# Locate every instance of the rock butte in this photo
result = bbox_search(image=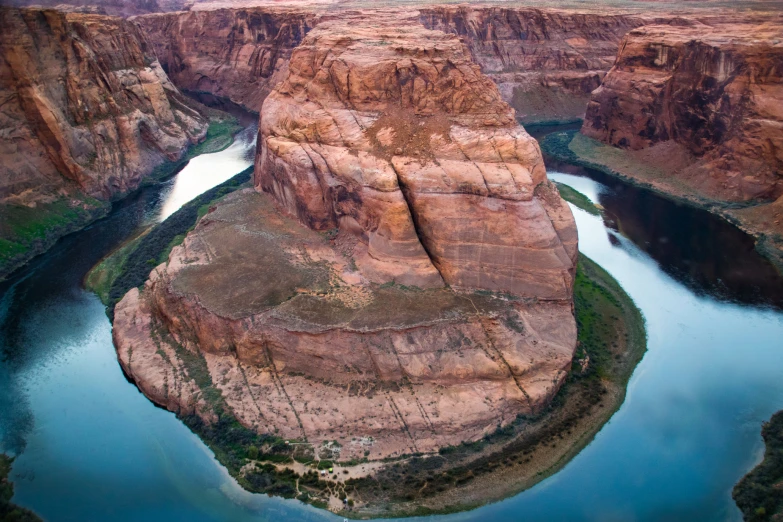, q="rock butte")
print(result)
[114,11,579,459]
